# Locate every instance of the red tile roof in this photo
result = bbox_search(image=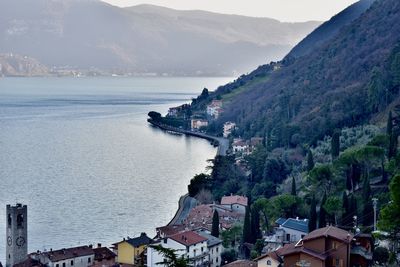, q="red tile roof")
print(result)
[303,226,353,243]
[93,247,116,261]
[221,195,248,206]
[41,246,94,262]
[169,230,207,247]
